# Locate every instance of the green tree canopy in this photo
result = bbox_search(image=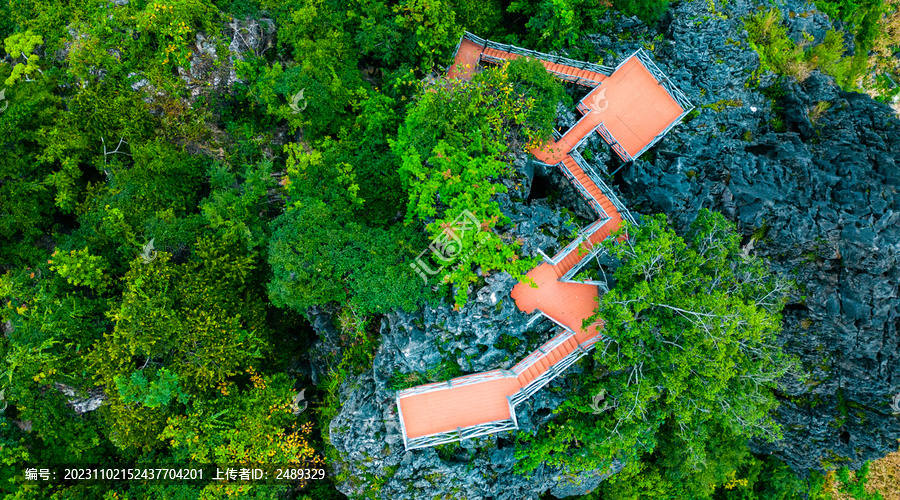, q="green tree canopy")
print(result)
[516,209,796,476]
[391,57,568,306]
